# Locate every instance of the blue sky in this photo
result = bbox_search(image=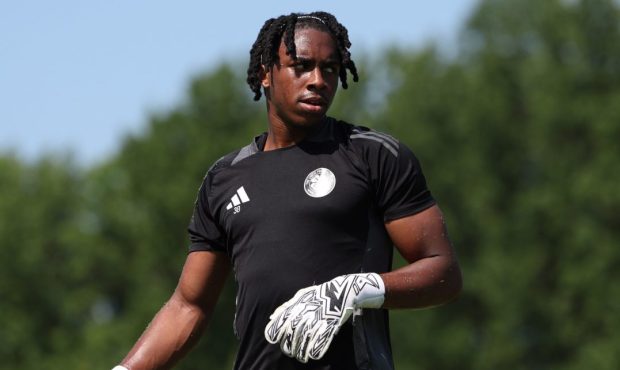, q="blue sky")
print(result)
[1,1,478,165]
